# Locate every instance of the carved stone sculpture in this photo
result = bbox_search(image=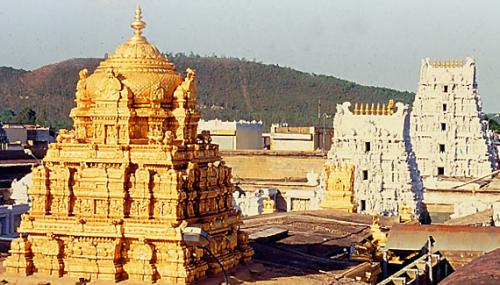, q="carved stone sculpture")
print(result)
[320,162,356,212]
